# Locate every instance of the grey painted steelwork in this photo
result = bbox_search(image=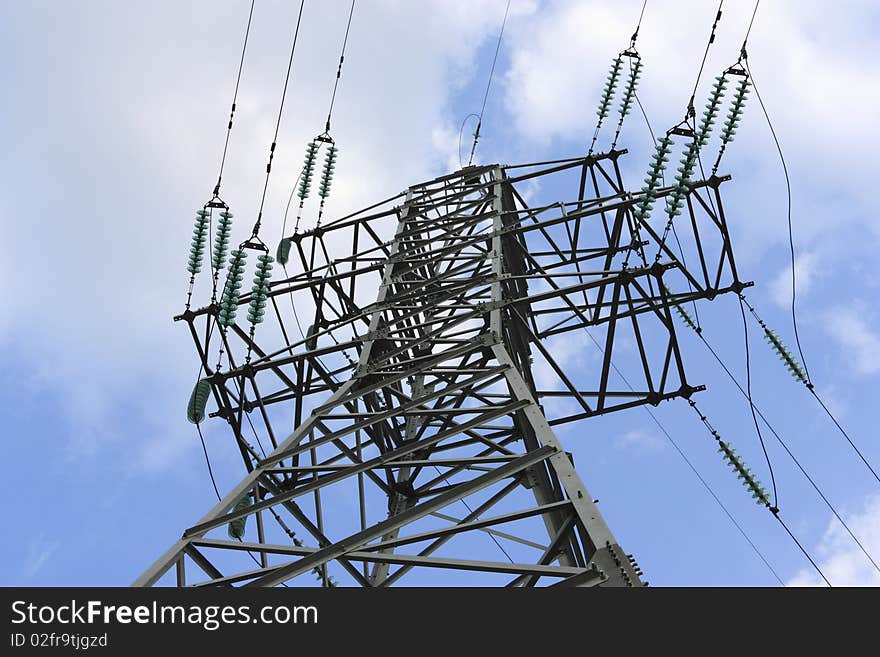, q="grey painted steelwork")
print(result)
[138,150,747,587]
